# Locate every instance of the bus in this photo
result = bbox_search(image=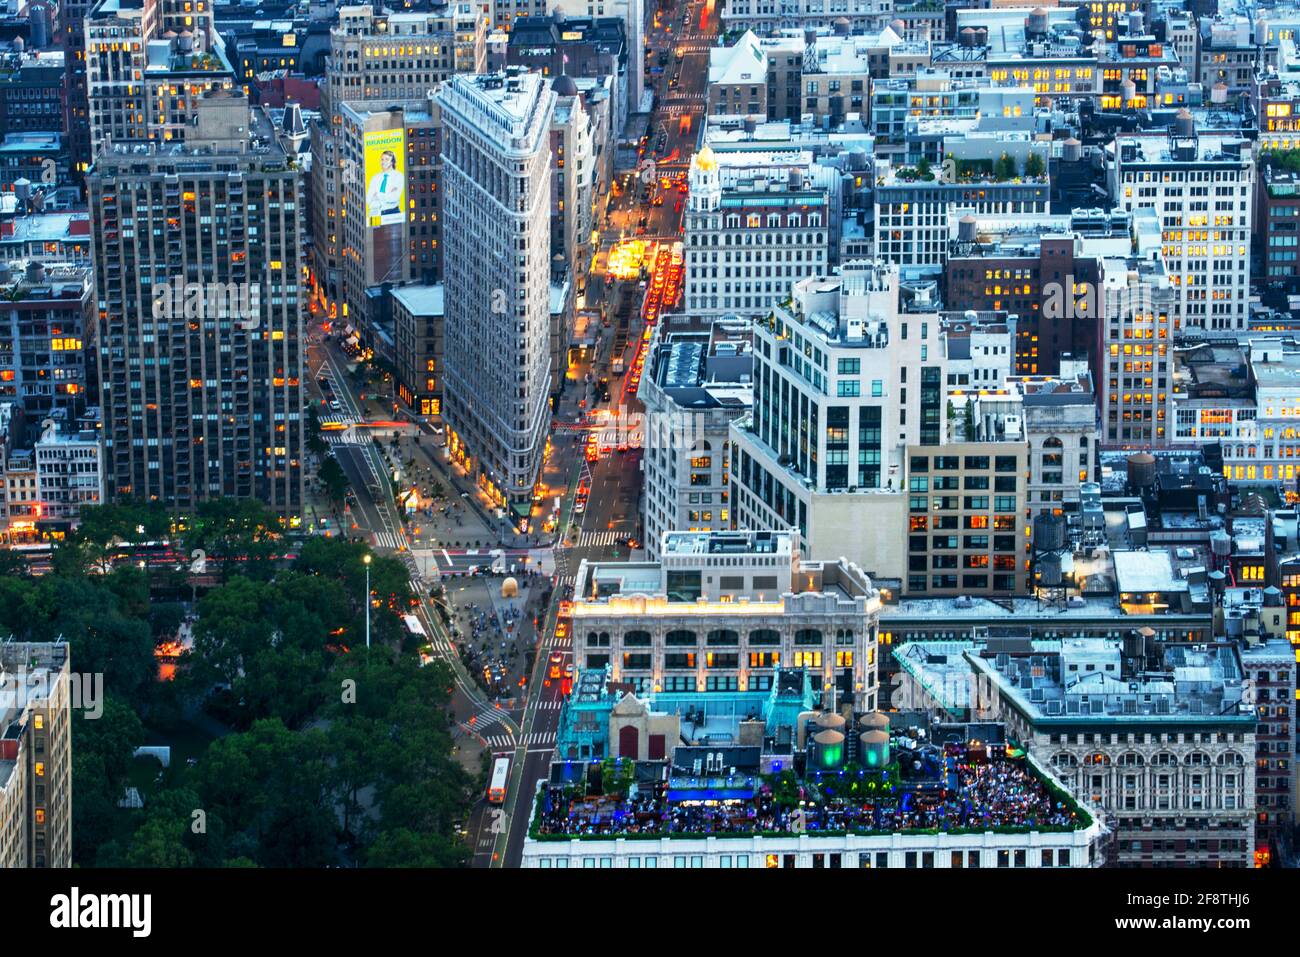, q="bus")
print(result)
[402,614,427,639]
[488,756,510,804]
